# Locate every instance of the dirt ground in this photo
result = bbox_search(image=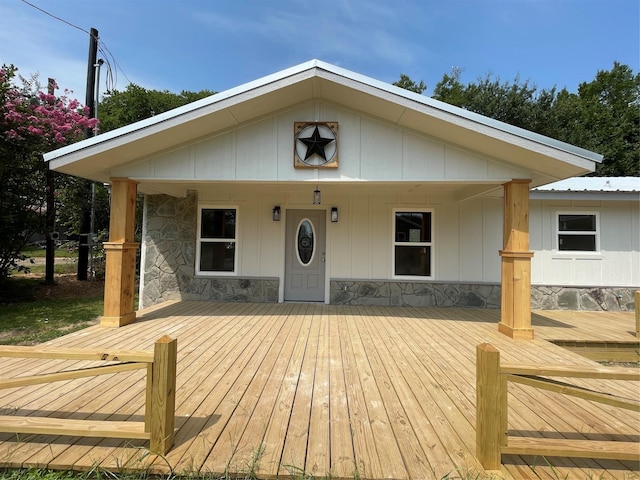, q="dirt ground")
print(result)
[32,273,105,300]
